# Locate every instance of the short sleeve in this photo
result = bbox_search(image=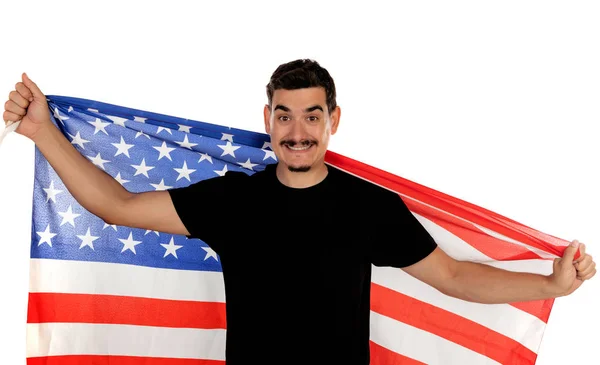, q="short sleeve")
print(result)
[367,190,437,268]
[167,171,247,254]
